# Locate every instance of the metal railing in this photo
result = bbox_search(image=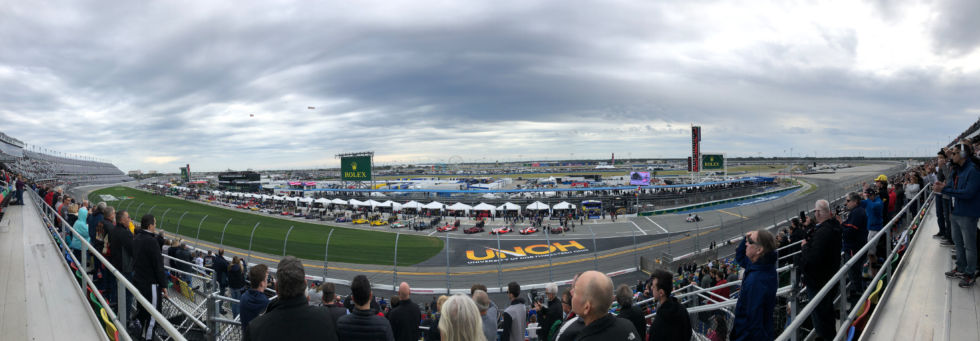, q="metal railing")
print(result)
[26,188,187,341]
